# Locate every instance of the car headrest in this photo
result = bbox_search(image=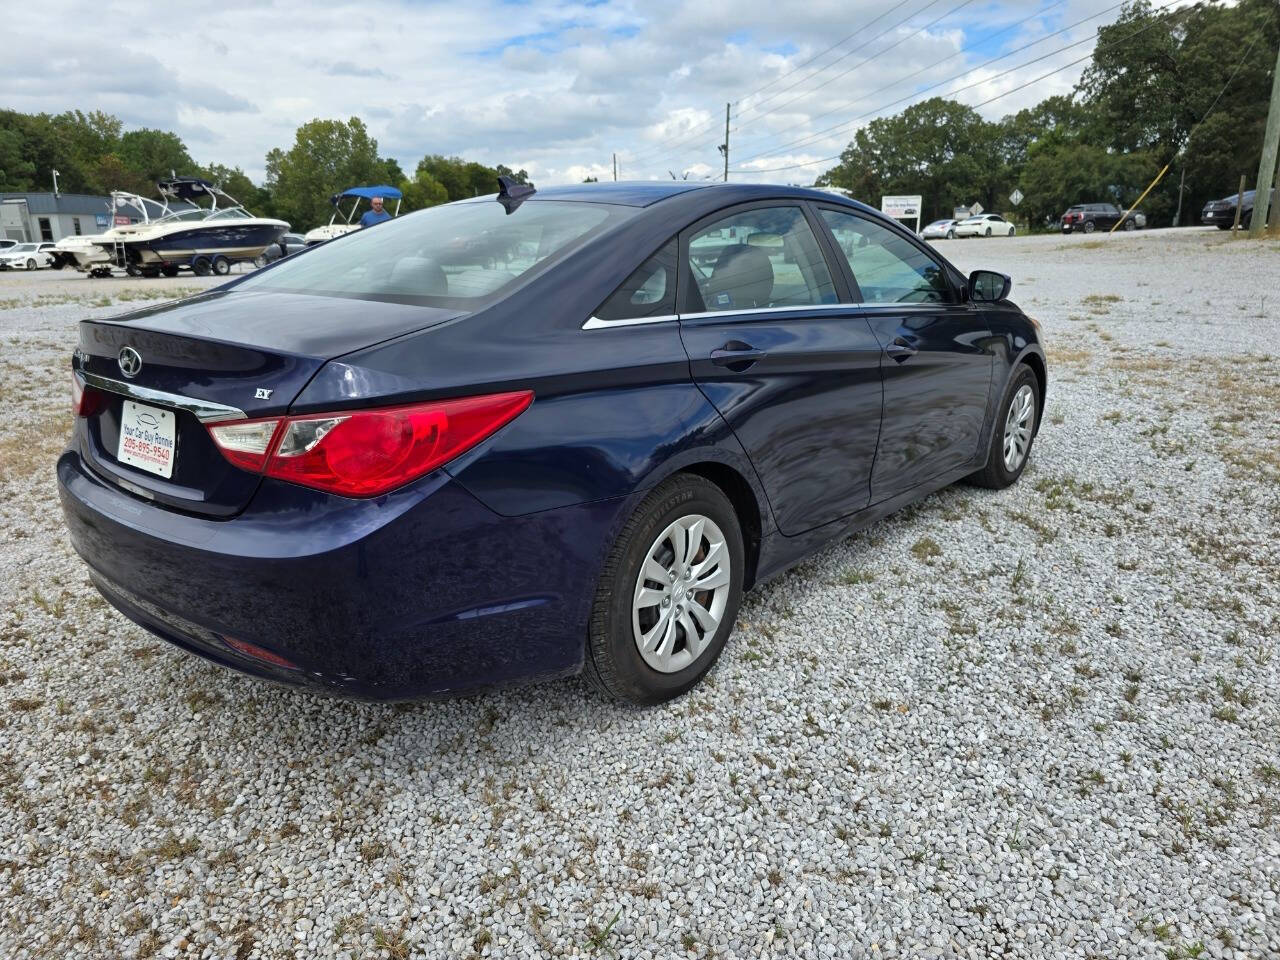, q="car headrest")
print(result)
[386,257,447,296]
[708,244,774,310]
